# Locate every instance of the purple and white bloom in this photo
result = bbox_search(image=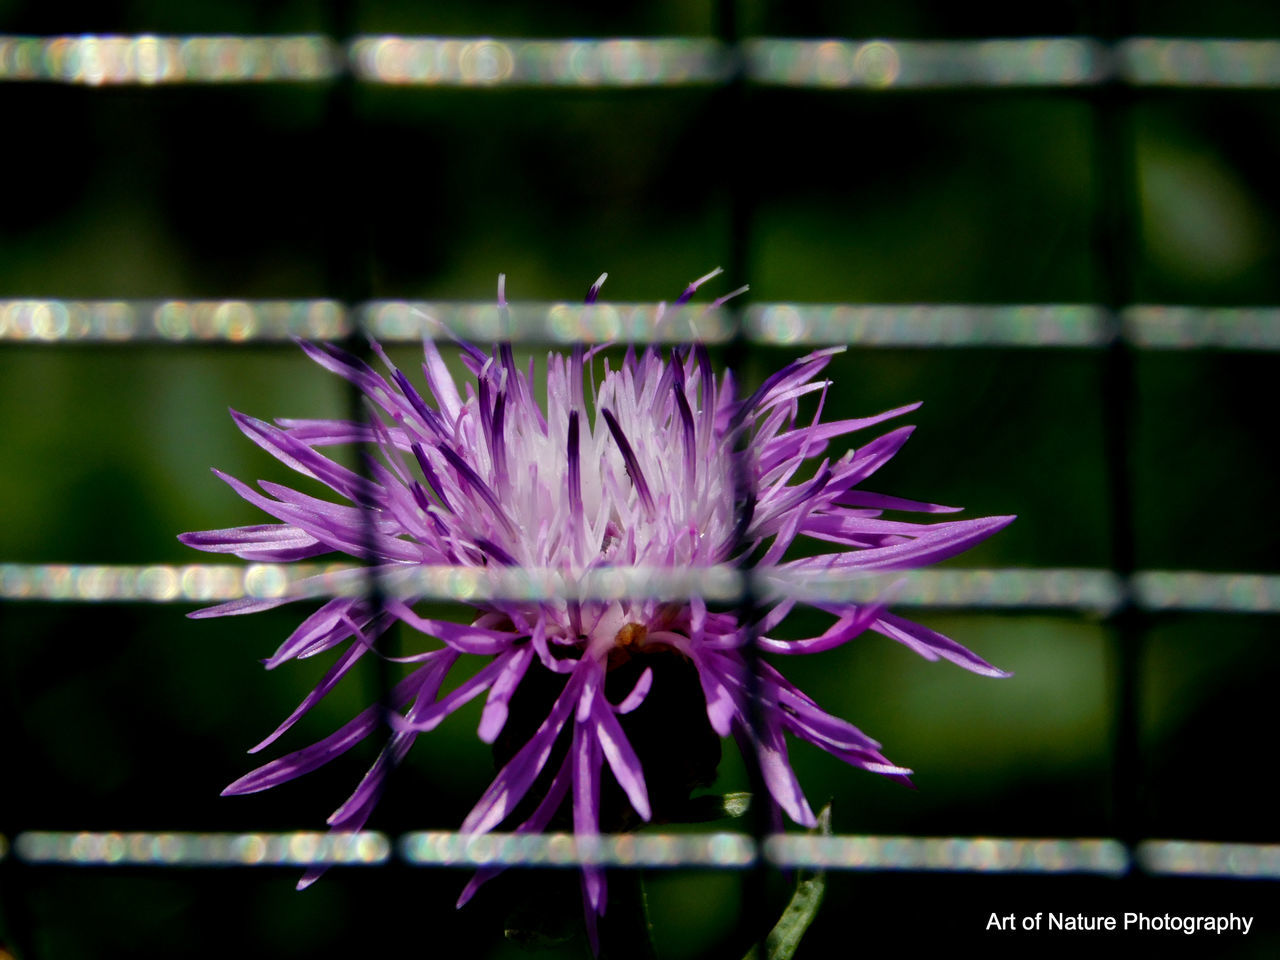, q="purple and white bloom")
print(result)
[181,272,1012,944]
